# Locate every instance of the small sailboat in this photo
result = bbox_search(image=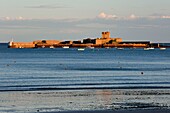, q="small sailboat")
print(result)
[8,38,14,48]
